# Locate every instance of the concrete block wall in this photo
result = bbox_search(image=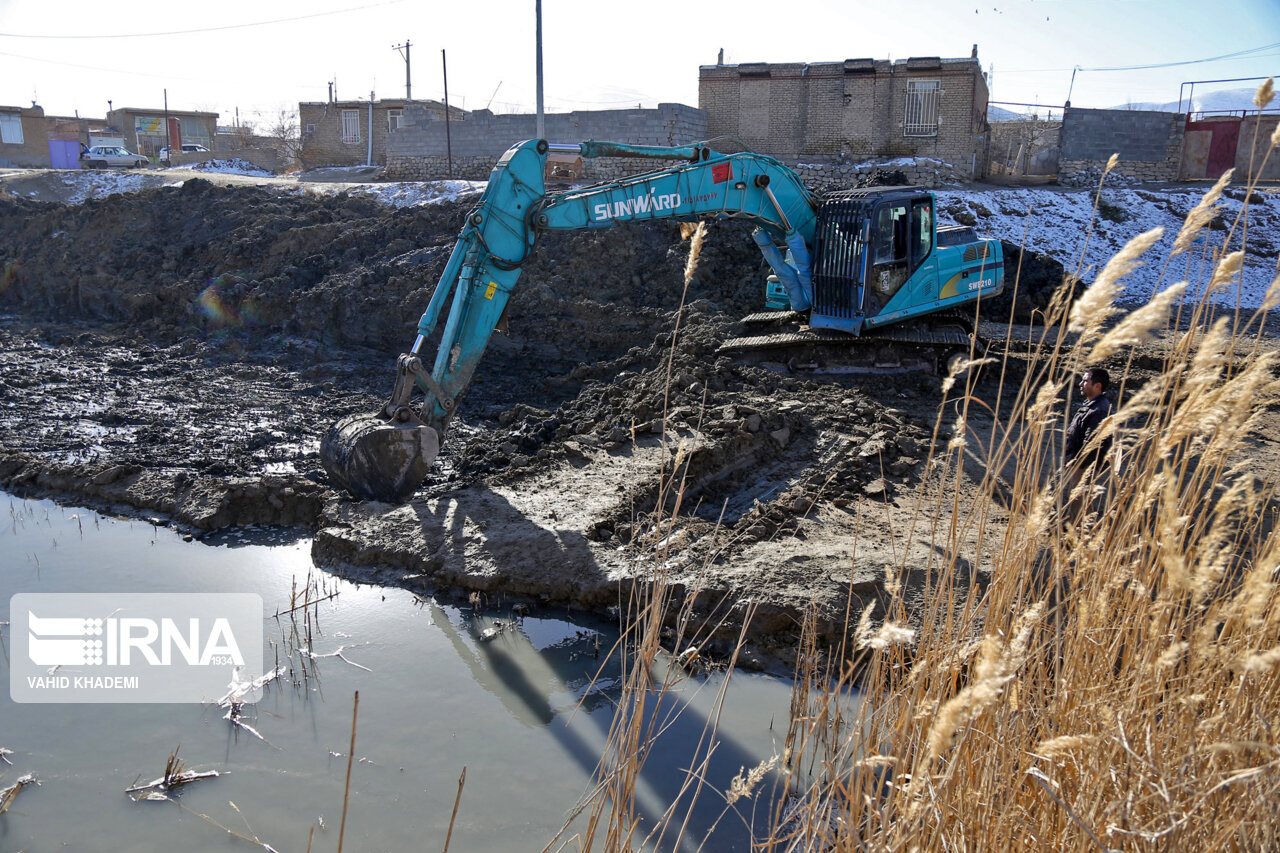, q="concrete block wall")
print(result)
[385,103,707,181]
[1236,115,1280,182]
[1059,107,1184,185]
